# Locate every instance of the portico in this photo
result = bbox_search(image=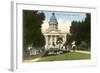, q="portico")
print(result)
[45,33,66,49]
